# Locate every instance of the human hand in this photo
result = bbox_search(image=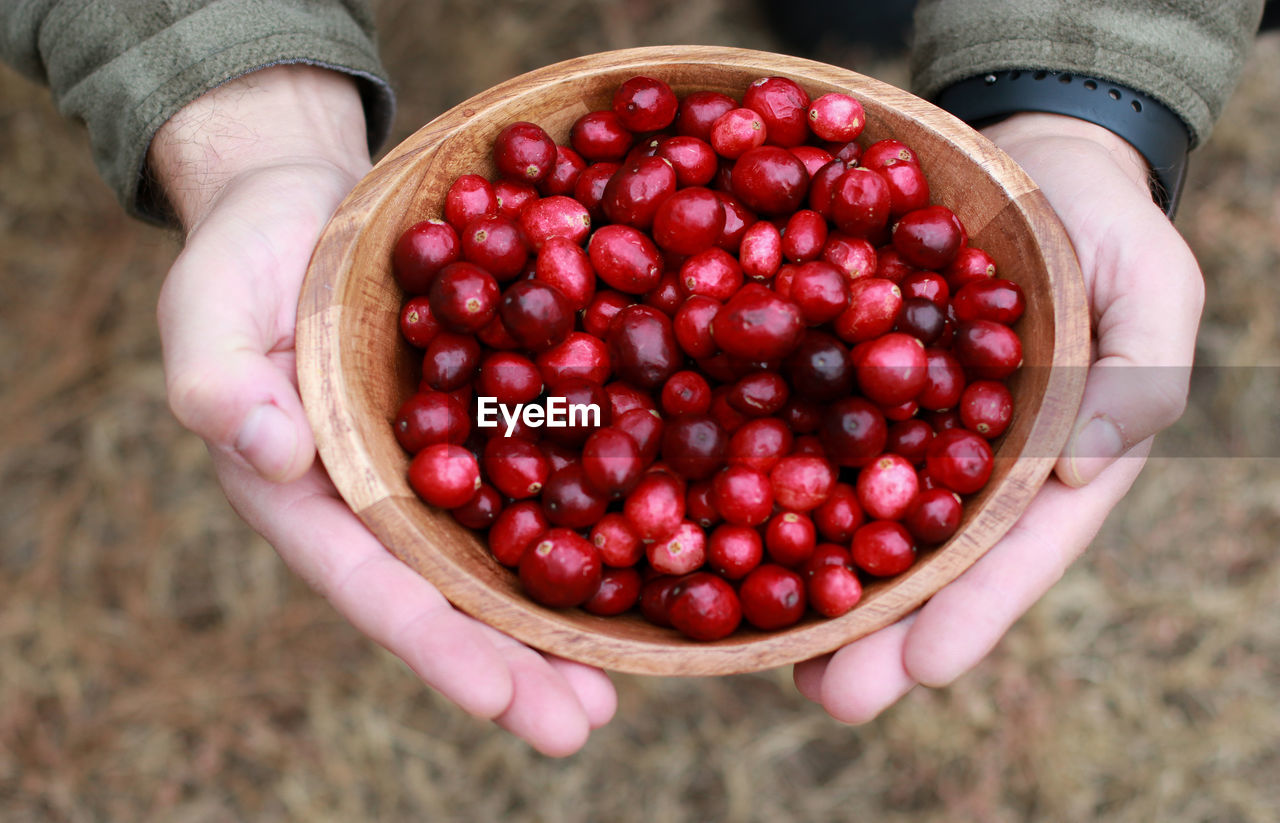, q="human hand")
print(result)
[151,65,615,755]
[795,113,1204,720]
